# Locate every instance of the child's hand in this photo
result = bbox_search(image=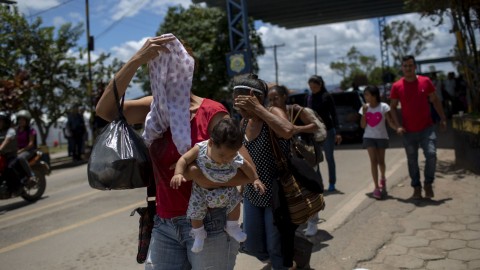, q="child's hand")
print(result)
[253,179,266,194]
[170,174,186,189]
[362,104,368,114]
